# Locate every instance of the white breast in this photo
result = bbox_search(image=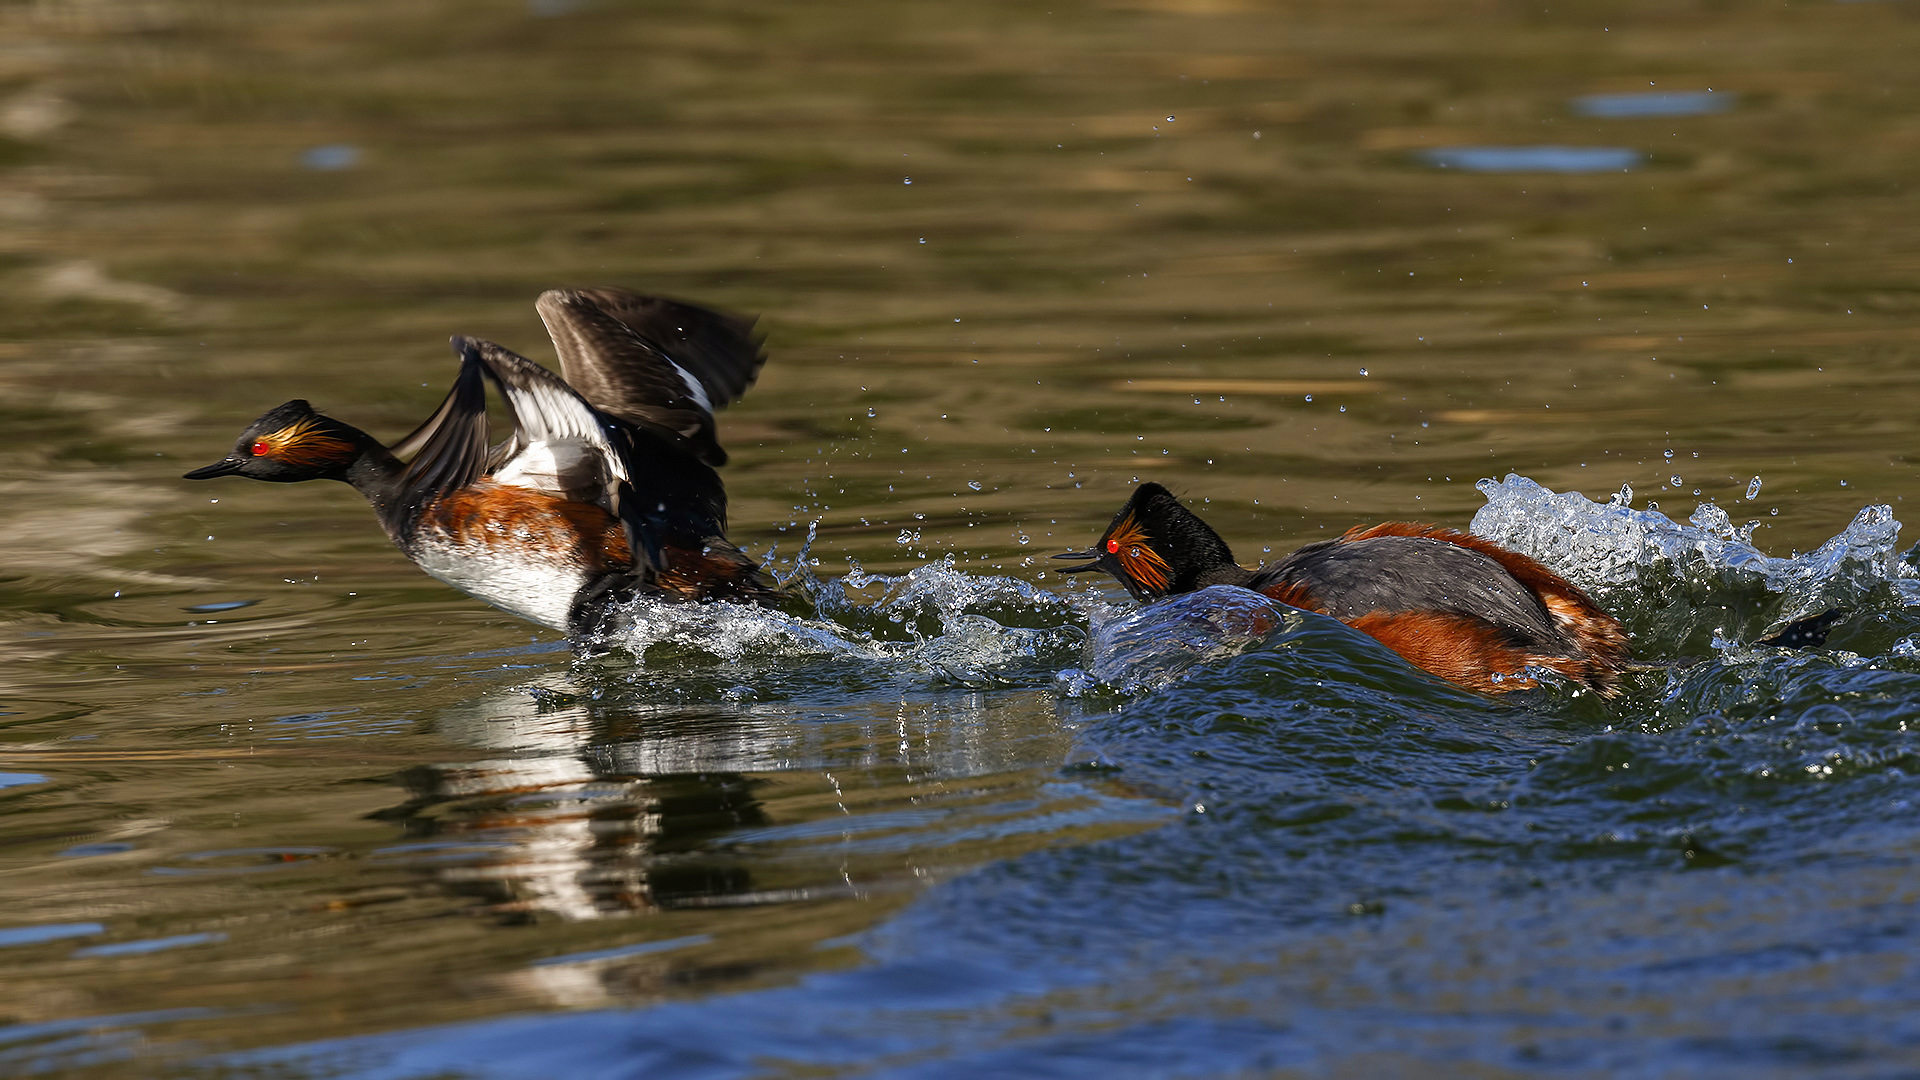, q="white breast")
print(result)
[410,539,590,632]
